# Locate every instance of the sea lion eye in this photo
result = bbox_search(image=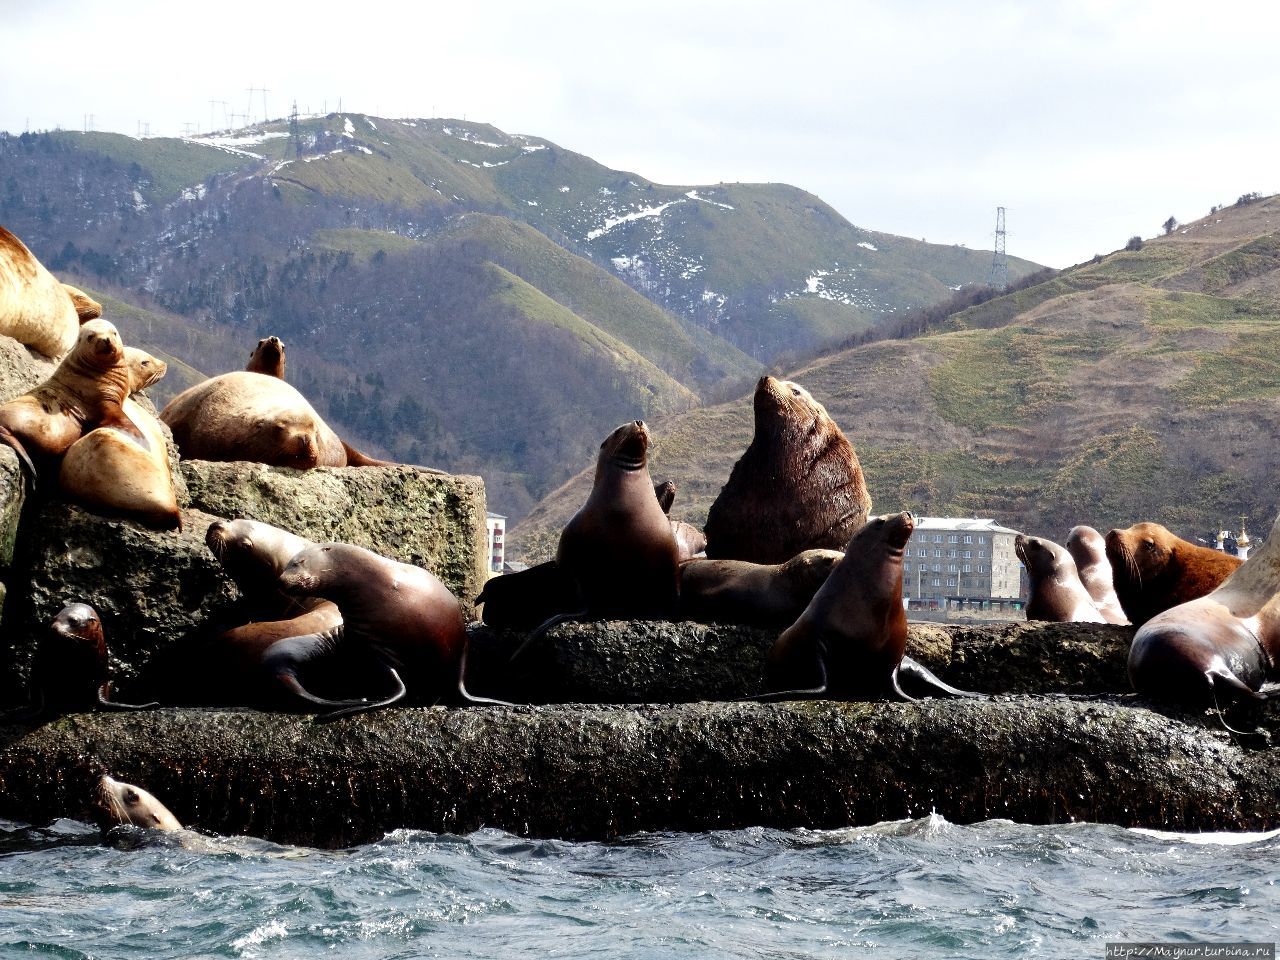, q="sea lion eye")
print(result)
[125,789,139,804]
